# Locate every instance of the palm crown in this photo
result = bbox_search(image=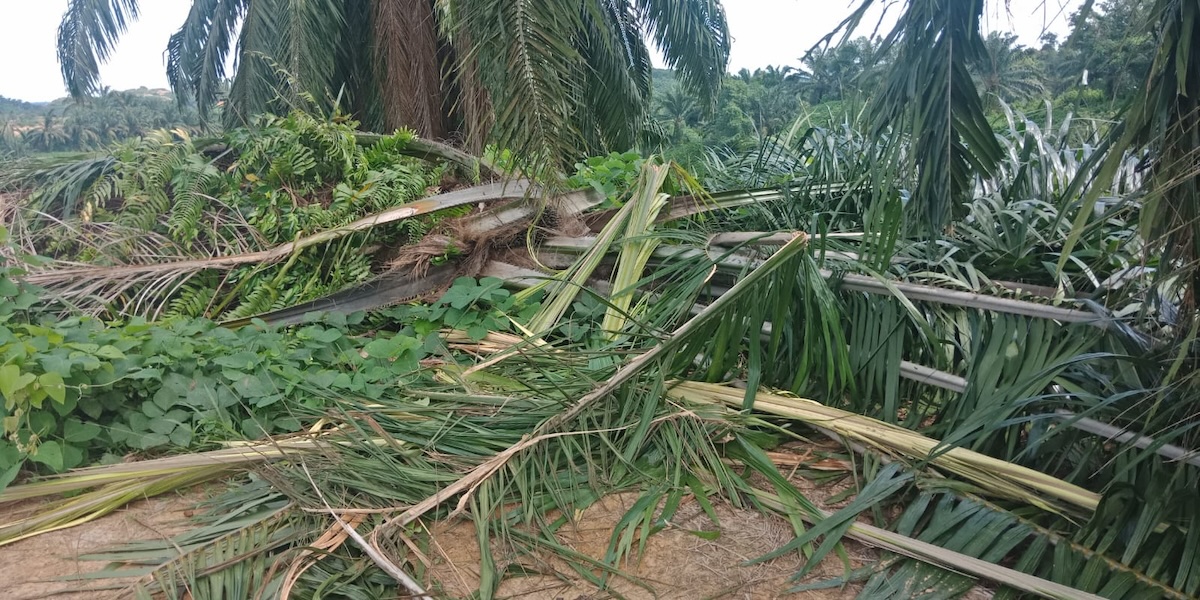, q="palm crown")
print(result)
[57,0,730,167]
